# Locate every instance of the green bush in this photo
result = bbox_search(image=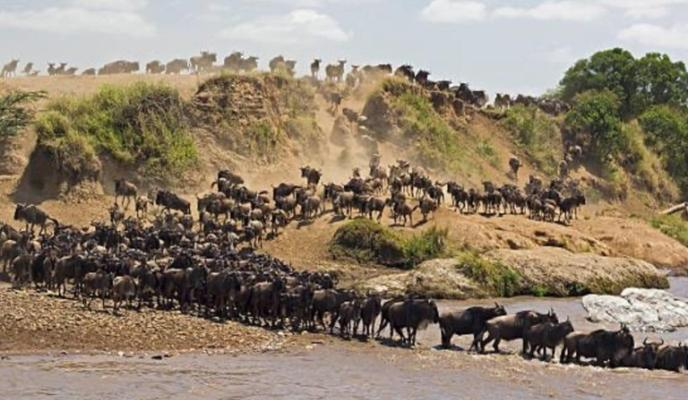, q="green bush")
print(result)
[246,120,279,156]
[456,252,522,297]
[651,214,688,247]
[502,105,560,175]
[390,91,464,171]
[329,219,448,269]
[639,106,688,194]
[35,83,196,180]
[0,90,45,138]
[403,227,448,267]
